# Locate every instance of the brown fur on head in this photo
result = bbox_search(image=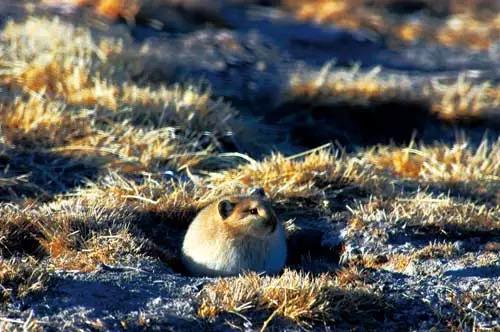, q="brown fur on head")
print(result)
[217,191,278,239]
